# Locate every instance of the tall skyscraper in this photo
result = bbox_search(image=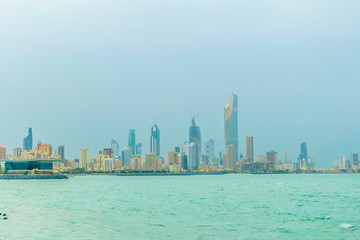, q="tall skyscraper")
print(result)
[79,148,90,170]
[351,153,358,168]
[128,129,136,156]
[205,139,215,163]
[150,124,160,156]
[224,144,235,170]
[111,139,119,157]
[55,145,65,162]
[184,142,199,170]
[23,127,33,151]
[225,93,238,162]
[284,150,291,164]
[189,117,201,163]
[339,154,346,169]
[266,151,278,170]
[246,135,254,163]
[299,142,308,169]
[136,143,142,155]
[0,147,6,160]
